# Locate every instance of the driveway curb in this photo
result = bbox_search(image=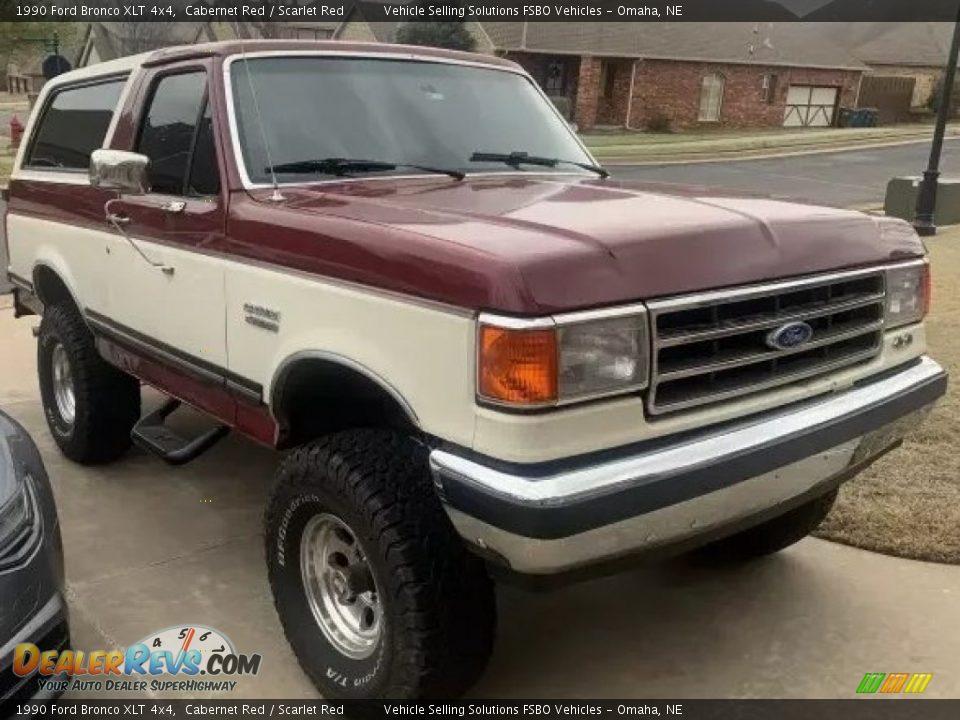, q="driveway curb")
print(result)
[598,135,959,167]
